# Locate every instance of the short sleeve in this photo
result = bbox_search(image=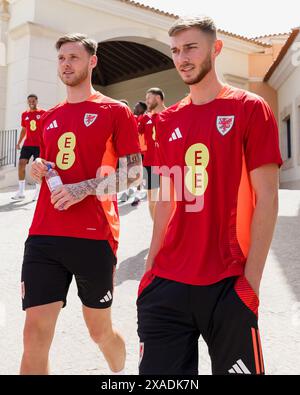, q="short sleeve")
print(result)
[244,98,283,172]
[112,105,141,157]
[137,115,146,135]
[38,112,47,157]
[153,118,171,177]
